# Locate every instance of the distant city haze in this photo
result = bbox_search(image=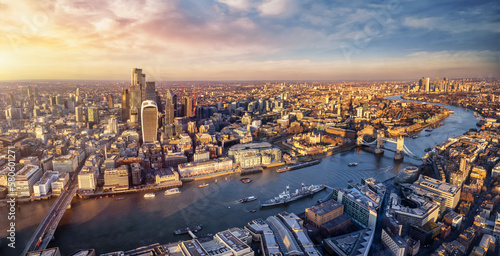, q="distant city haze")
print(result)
[0,0,499,80]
